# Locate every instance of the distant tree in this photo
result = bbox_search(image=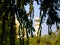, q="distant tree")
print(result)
[40,0,60,35]
[1,0,60,45]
